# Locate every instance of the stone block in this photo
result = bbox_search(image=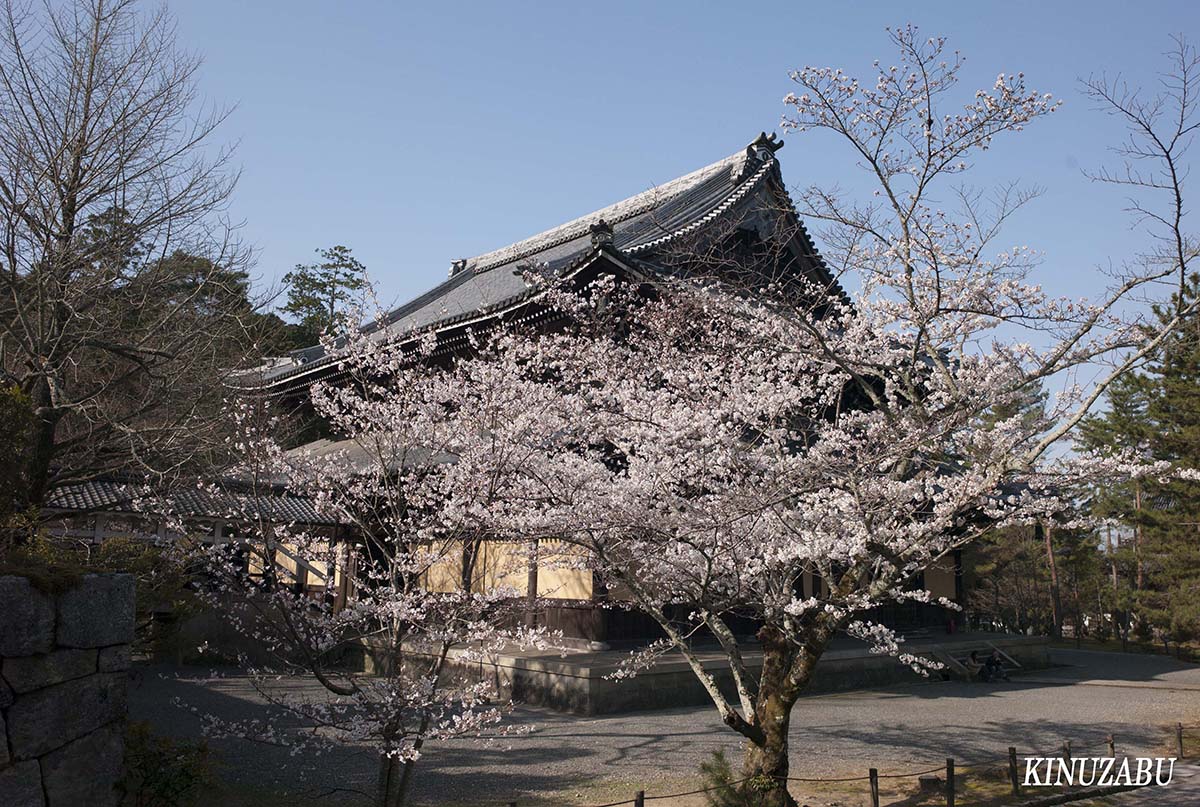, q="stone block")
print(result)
[40,721,123,807]
[56,574,135,648]
[97,644,131,673]
[0,760,45,806]
[2,648,98,693]
[0,575,56,656]
[6,672,126,759]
